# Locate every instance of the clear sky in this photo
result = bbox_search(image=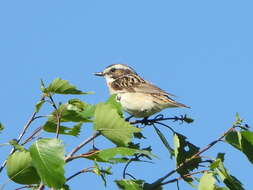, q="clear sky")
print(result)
[0,1,253,189]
